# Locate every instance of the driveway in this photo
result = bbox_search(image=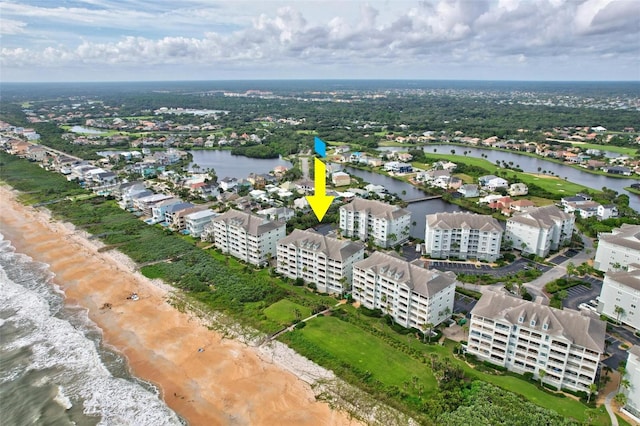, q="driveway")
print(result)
[425,258,543,277]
